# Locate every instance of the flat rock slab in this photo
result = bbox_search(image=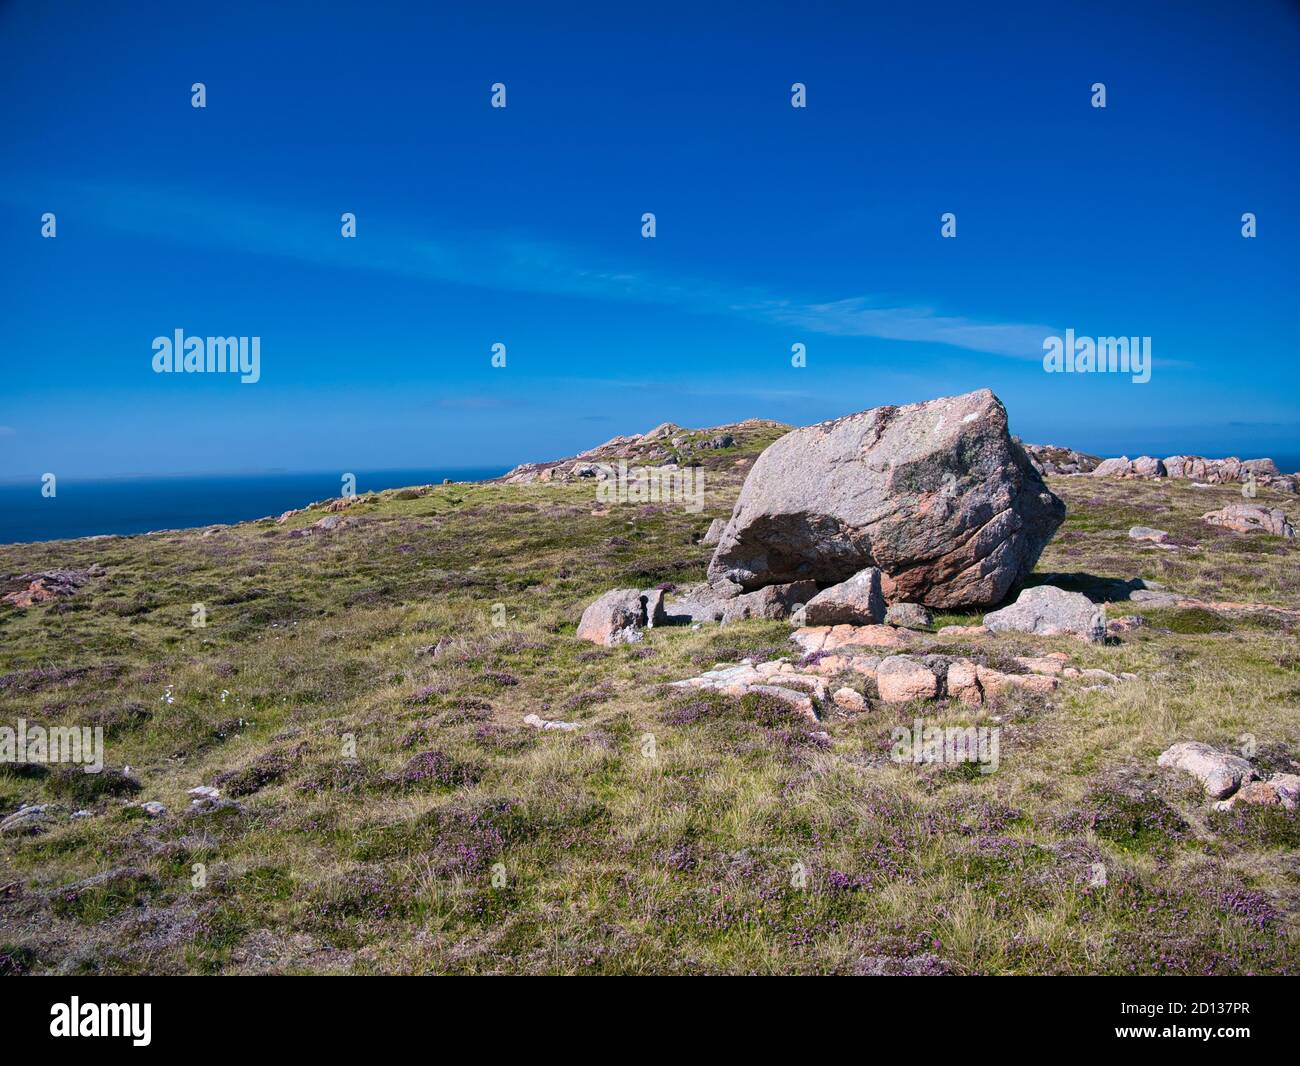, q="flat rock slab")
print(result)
[524,713,582,732]
[791,624,916,654]
[1157,740,1258,800]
